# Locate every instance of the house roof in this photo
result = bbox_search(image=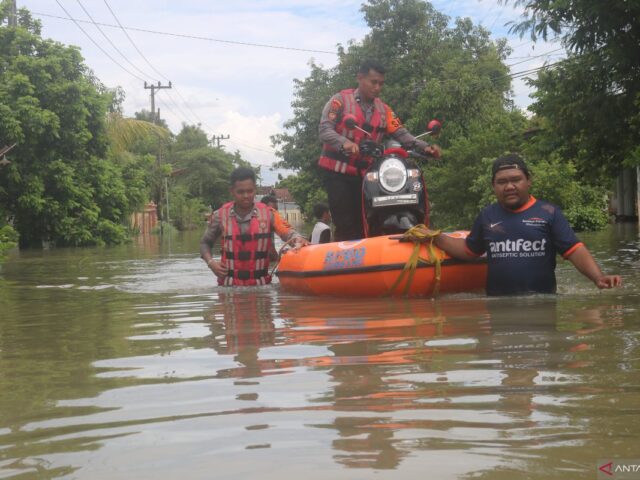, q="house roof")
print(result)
[257,186,294,202]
